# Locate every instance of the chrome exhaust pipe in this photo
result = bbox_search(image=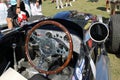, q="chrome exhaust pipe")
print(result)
[89,22,109,43]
